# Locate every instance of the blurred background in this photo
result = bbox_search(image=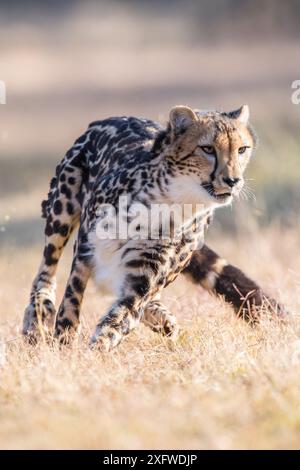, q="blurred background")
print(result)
[1,2,300,450]
[0,0,299,246]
